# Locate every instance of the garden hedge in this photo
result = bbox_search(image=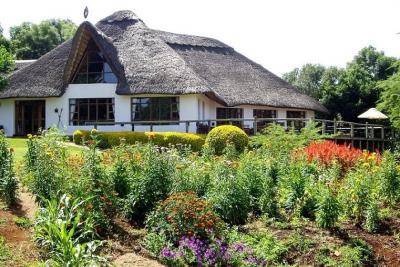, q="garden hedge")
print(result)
[205,125,249,155]
[73,130,205,151]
